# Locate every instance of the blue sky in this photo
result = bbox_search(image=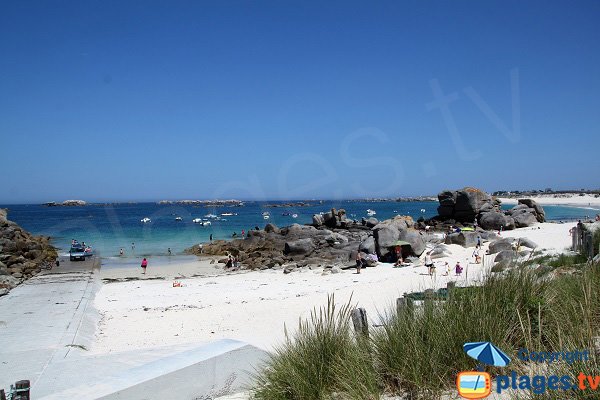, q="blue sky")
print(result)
[1,0,599,203]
